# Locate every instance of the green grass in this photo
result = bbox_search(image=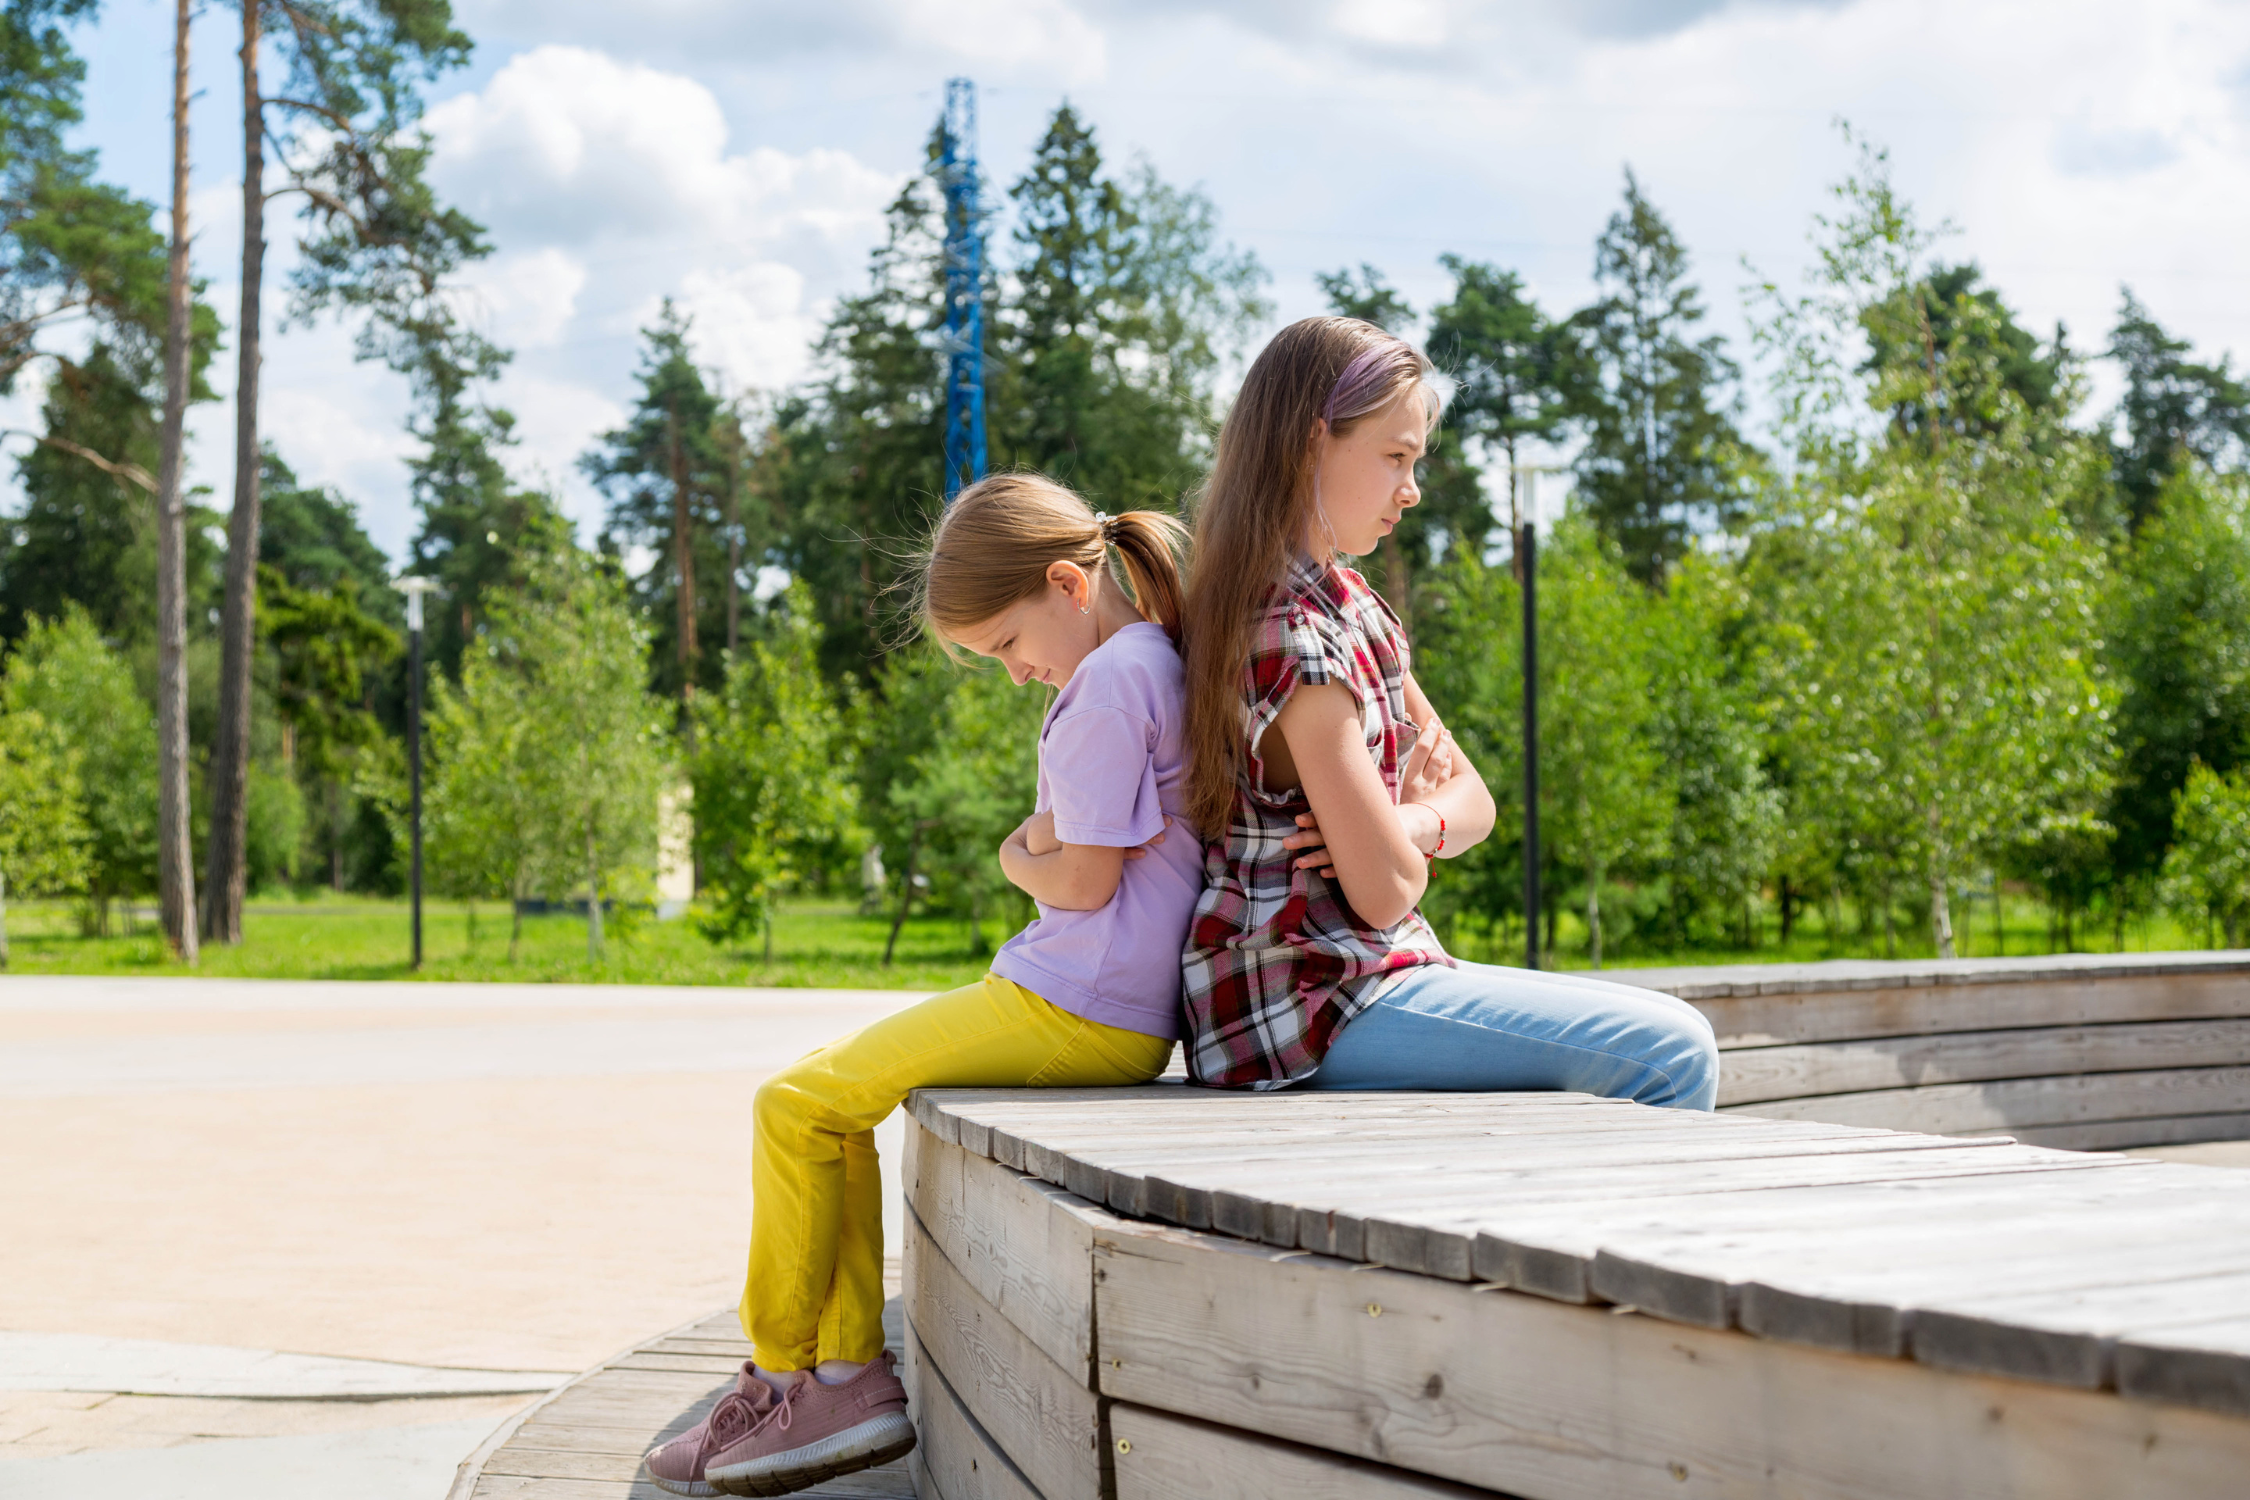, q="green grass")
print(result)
[1439,888,2210,970]
[0,890,1001,989]
[1,884,2225,987]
